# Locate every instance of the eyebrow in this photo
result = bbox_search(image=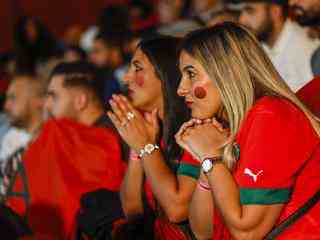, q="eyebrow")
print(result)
[132,60,142,67]
[182,65,196,72]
